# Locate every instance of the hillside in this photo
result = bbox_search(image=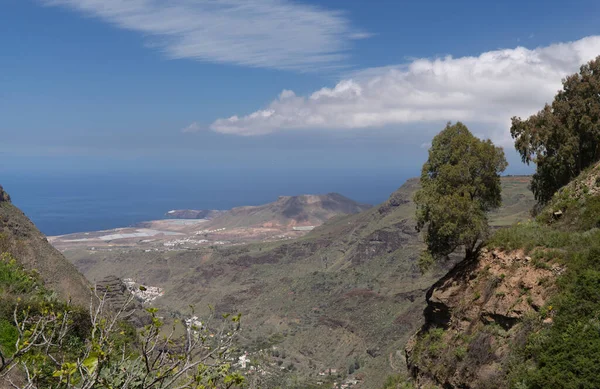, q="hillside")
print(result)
[60,177,533,388]
[406,164,600,388]
[0,185,91,306]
